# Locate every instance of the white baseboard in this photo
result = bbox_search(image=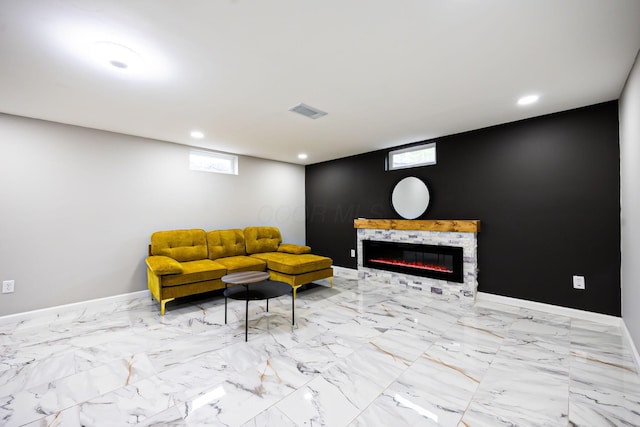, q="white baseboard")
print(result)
[0,267,357,327]
[476,292,621,326]
[622,321,640,373]
[333,266,359,279]
[0,289,151,327]
[337,269,620,325]
[477,293,639,372]
[4,280,637,371]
